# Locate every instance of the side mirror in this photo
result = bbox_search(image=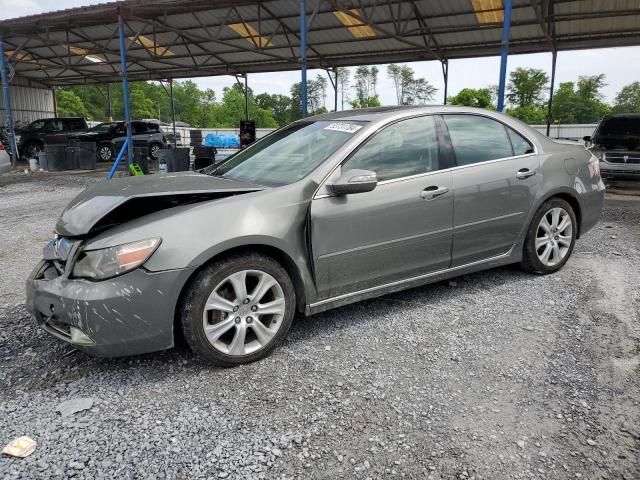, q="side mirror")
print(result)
[583,135,592,143]
[329,169,378,195]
